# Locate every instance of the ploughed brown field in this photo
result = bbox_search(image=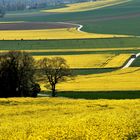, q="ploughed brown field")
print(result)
[0,22,76,30]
